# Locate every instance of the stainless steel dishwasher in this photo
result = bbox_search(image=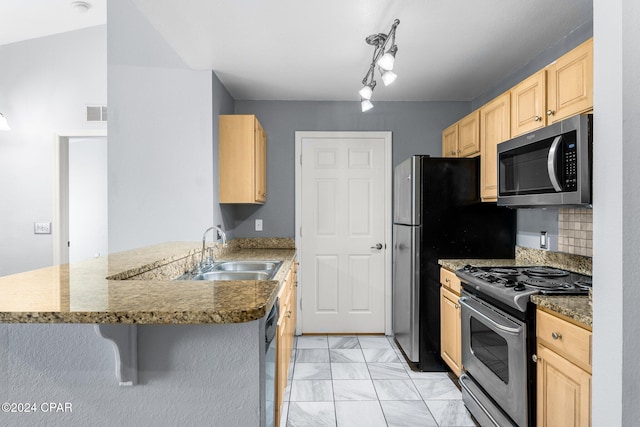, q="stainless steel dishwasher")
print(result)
[264,299,278,427]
